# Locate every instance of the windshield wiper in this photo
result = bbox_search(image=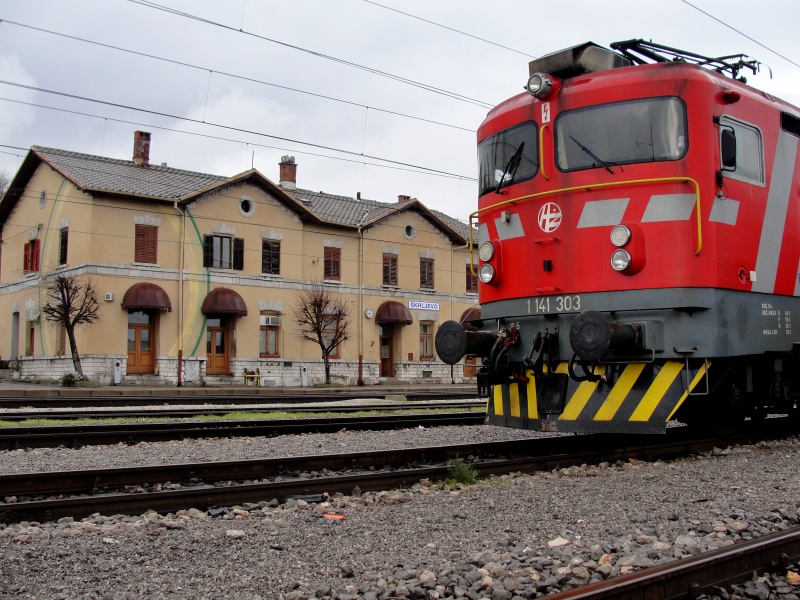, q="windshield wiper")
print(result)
[569,135,614,174]
[495,142,525,193]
